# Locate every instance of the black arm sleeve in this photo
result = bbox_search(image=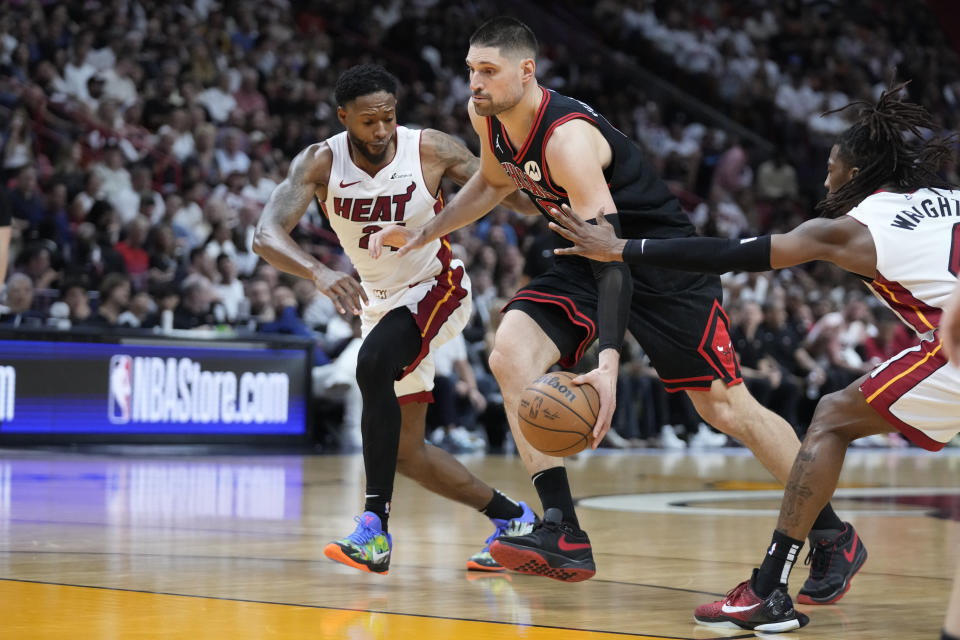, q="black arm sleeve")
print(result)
[589,214,632,353]
[621,235,772,274]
